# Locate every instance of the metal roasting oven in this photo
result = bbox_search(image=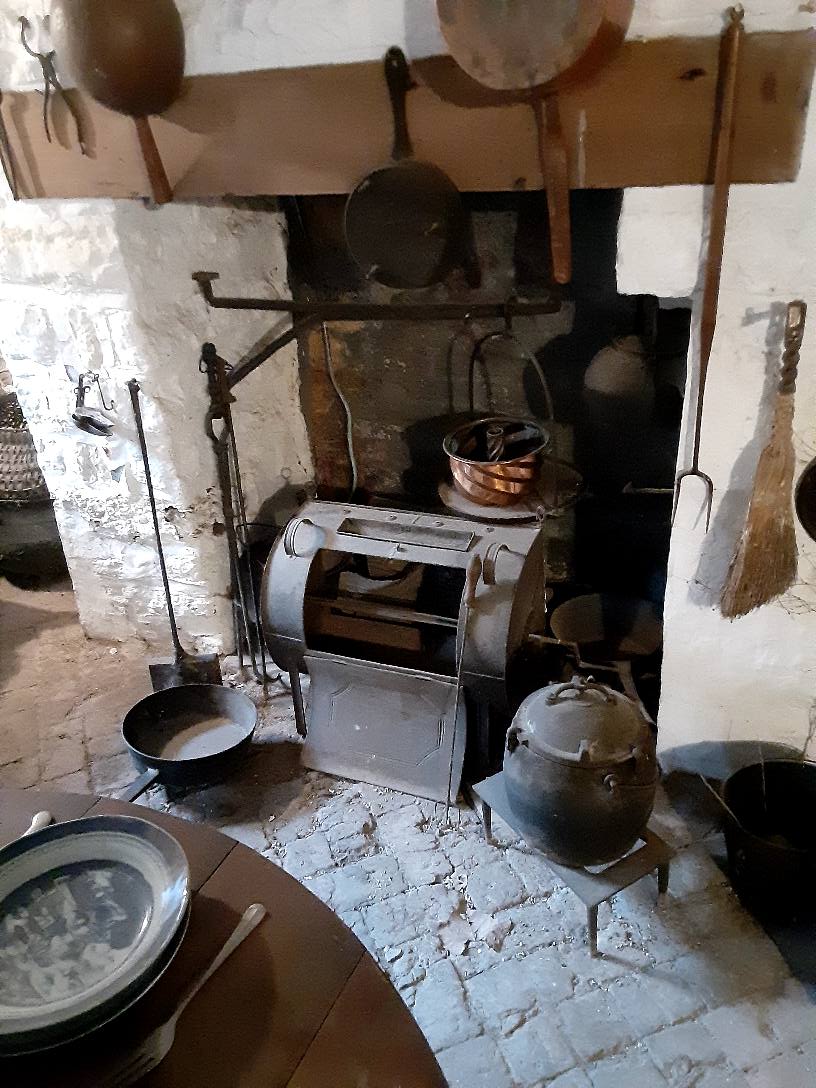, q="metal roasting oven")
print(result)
[261,500,547,802]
